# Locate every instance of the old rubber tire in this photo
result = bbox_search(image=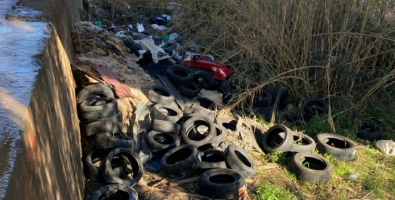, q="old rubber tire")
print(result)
[95,133,135,150]
[192,96,218,117]
[147,130,180,156]
[289,132,316,153]
[316,133,356,161]
[181,116,216,147]
[302,97,329,116]
[219,80,237,103]
[224,144,257,178]
[81,121,122,137]
[148,85,175,104]
[89,184,138,200]
[77,83,114,104]
[150,119,181,135]
[199,168,245,199]
[177,82,202,98]
[357,123,383,141]
[271,86,288,110]
[254,89,272,108]
[84,149,112,181]
[160,144,200,179]
[166,65,194,86]
[78,97,119,121]
[194,70,215,90]
[291,152,333,184]
[210,123,226,147]
[152,103,183,123]
[262,124,293,153]
[198,150,227,170]
[103,148,143,186]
